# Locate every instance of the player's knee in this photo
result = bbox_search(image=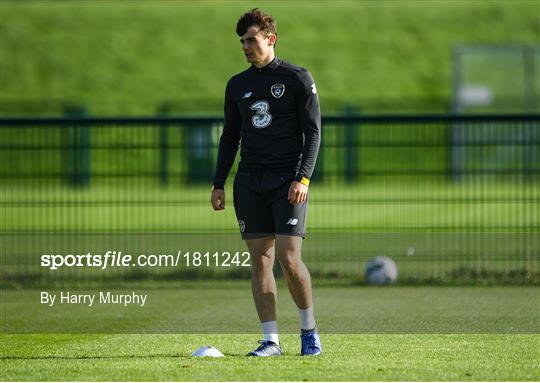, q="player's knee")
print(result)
[277,253,302,275]
[251,252,274,271]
